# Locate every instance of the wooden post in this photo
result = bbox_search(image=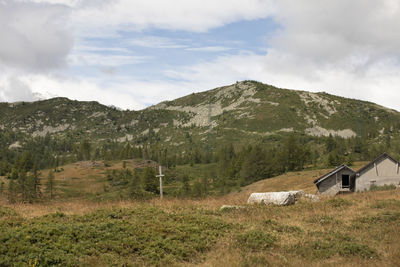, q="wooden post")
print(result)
[156,166,164,199]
